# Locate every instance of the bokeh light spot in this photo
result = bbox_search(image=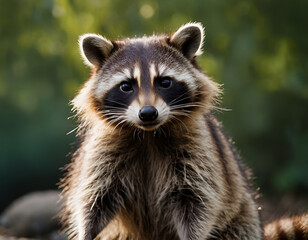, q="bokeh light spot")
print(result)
[140,4,154,19]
